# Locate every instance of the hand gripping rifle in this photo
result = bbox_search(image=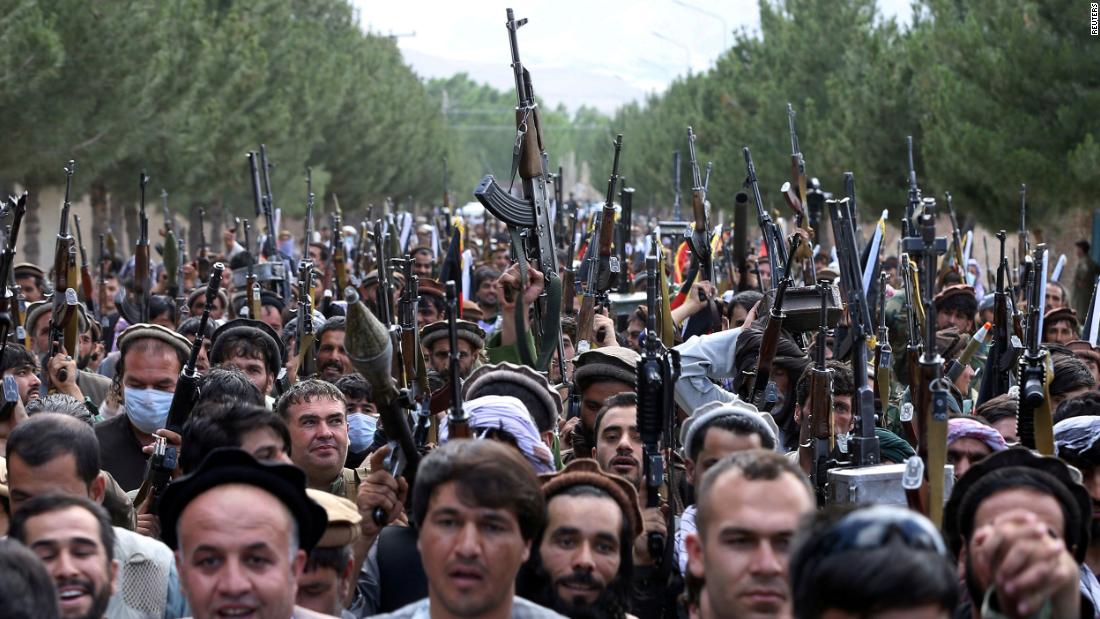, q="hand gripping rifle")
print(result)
[576,134,623,351]
[902,198,949,526]
[473,8,563,372]
[798,280,835,505]
[744,147,788,286]
[1019,245,1054,454]
[748,234,801,411]
[637,253,680,565]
